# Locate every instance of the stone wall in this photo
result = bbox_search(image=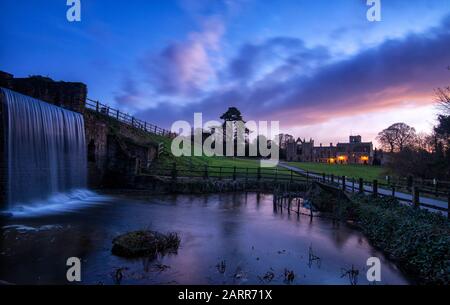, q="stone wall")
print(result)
[0,71,160,192]
[0,71,87,113]
[83,110,159,188]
